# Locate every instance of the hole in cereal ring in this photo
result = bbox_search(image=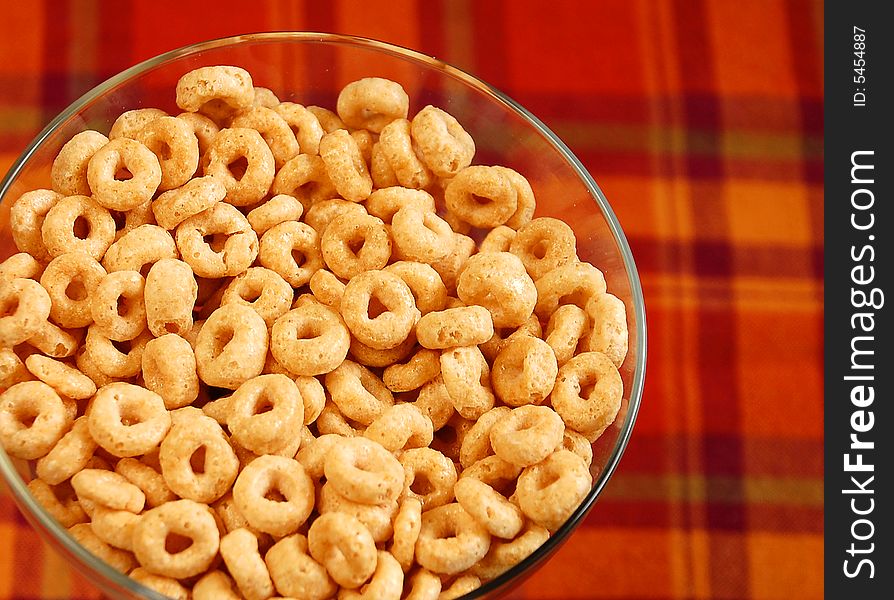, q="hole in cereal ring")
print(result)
[12,404,39,429]
[111,338,134,354]
[109,210,127,231]
[139,263,153,279]
[264,487,287,503]
[65,278,88,301]
[239,285,263,304]
[578,378,597,400]
[190,446,207,474]
[296,181,319,199]
[165,532,195,554]
[116,296,130,317]
[410,473,434,496]
[164,322,180,334]
[158,142,173,161]
[115,167,134,181]
[253,395,275,415]
[532,239,549,260]
[291,249,306,267]
[367,296,388,320]
[228,156,249,181]
[1,296,20,318]
[347,236,366,256]
[294,321,323,341]
[203,233,229,253]
[210,328,236,359]
[73,216,91,240]
[119,404,145,427]
[471,194,491,206]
